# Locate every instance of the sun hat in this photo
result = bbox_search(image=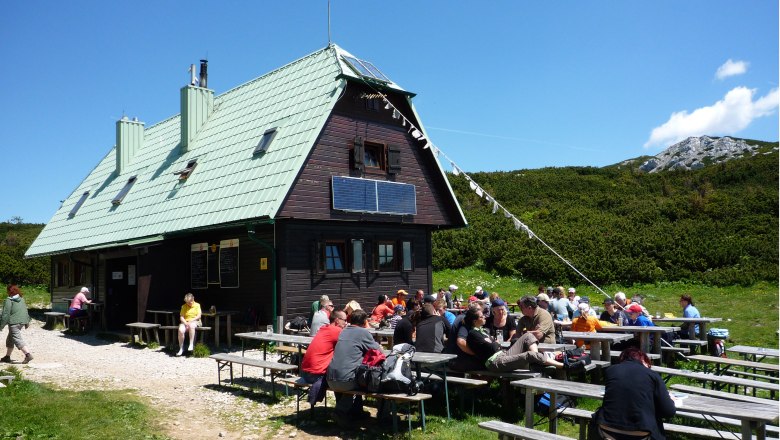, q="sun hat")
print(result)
[397,289,408,296]
[627,304,643,314]
[568,287,576,293]
[536,293,550,302]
